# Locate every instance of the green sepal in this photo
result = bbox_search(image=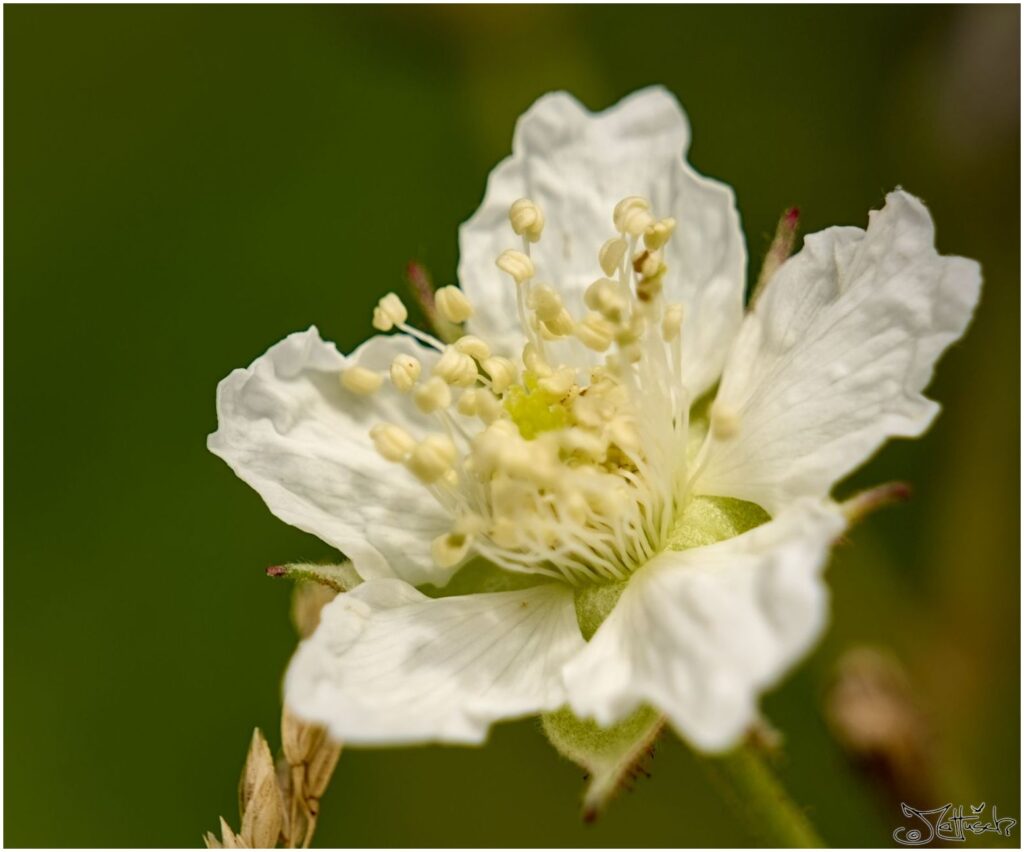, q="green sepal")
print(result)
[541,705,665,821]
[420,556,547,598]
[266,562,361,639]
[668,495,770,551]
[265,561,362,592]
[573,581,627,641]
